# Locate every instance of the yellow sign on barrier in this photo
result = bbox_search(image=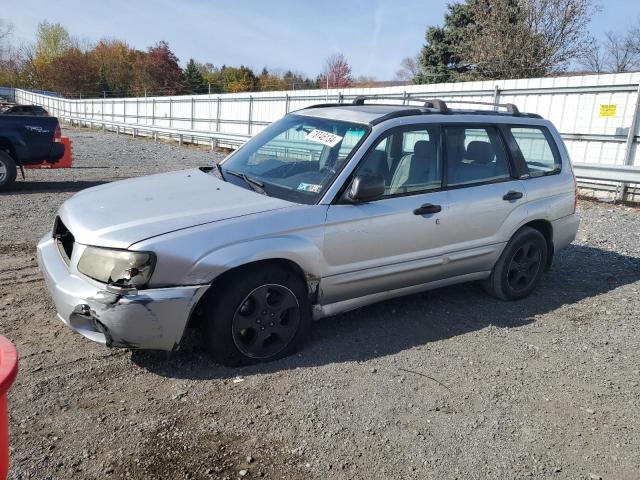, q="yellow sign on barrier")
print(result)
[599,104,617,117]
